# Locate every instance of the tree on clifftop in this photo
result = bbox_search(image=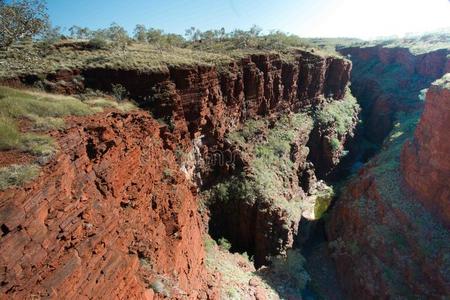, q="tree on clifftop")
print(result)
[0,0,49,49]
